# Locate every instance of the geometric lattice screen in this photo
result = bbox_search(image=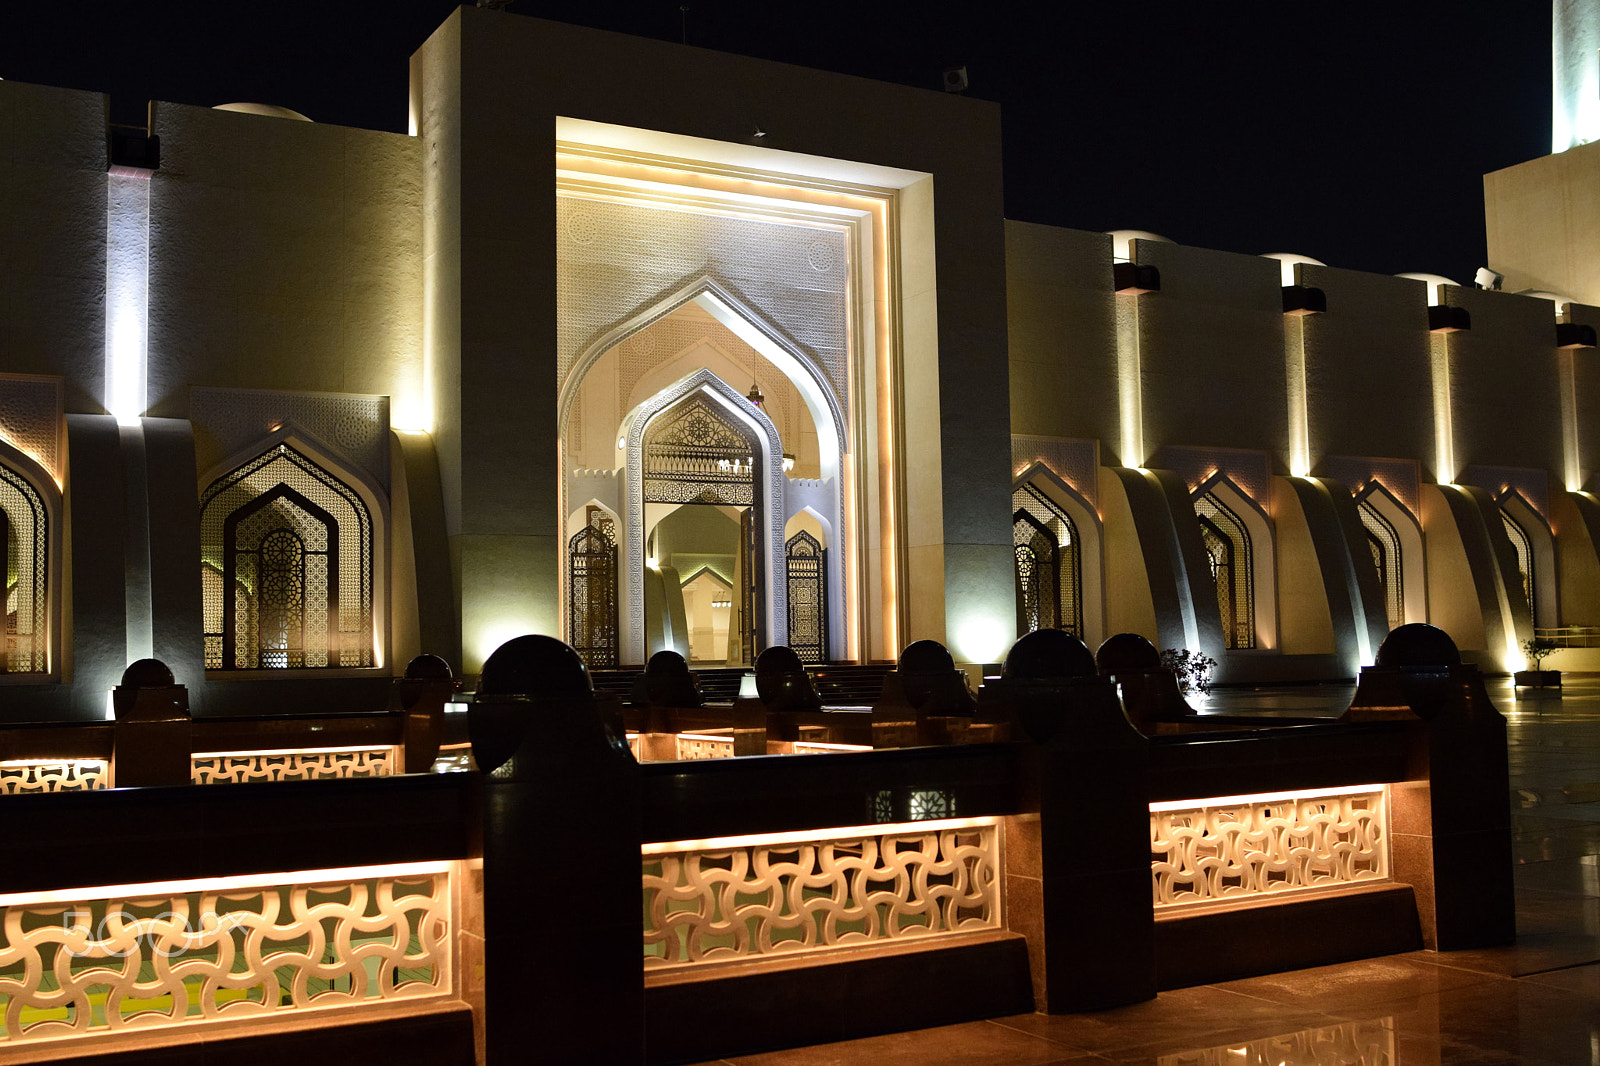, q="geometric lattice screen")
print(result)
[200,445,373,669]
[0,463,47,674]
[1011,483,1081,637]
[1500,510,1535,620]
[1194,492,1255,650]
